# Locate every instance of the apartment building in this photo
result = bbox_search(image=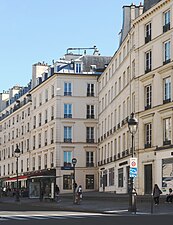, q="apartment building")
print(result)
[98,0,173,195]
[0,48,111,197]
